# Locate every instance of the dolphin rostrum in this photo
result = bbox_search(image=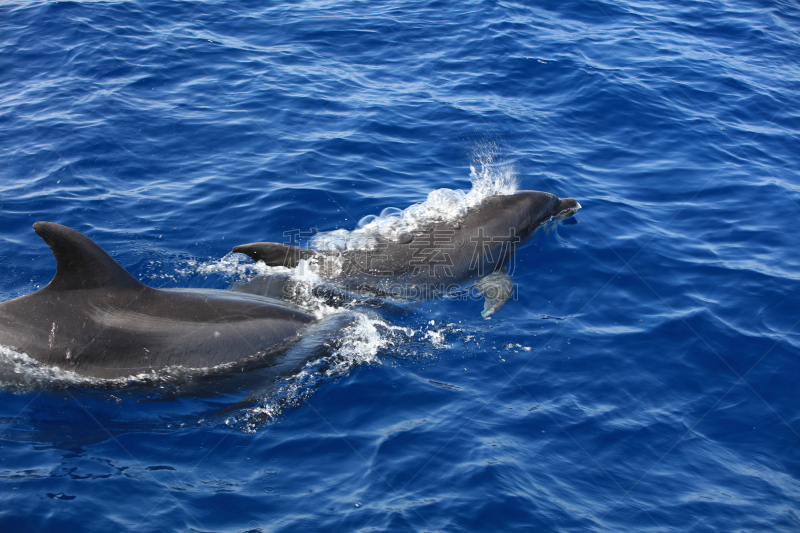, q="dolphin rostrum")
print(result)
[0,222,315,379]
[232,191,580,316]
